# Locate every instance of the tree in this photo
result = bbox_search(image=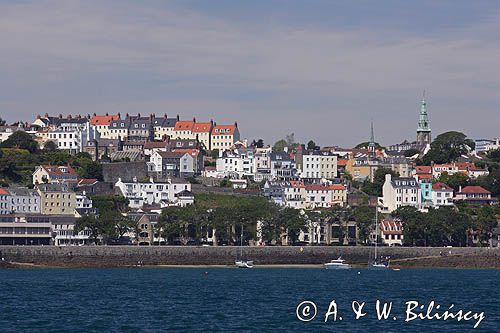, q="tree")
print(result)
[0,131,38,153]
[355,142,382,149]
[273,139,288,152]
[209,149,219,160]
[436,172,469,192]
[393,206,472,247]
[75,215,102,245]
[43,140,58,152]
[353,205,378,244]
[423,131,474,164]
[251,139,264,148]
[487,149,500,162]
[361,167,399,197]
[306,140,317,150]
